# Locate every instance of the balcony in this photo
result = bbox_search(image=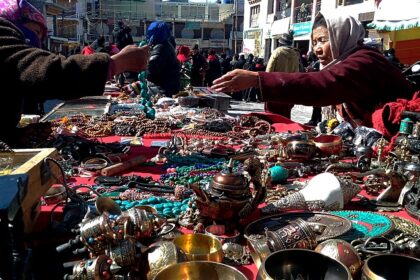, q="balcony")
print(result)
[294,2,320,23]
